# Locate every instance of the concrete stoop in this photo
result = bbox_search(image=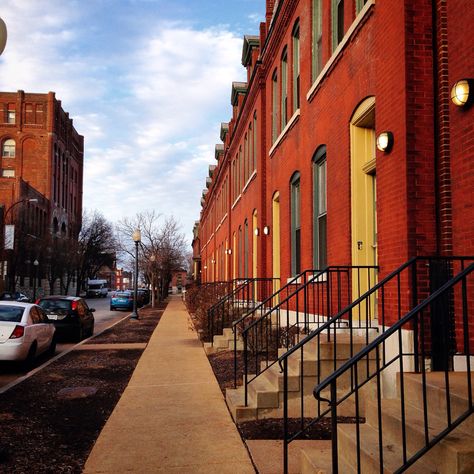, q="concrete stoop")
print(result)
[226,334,376,423]
[301,372,474,473]
[203,327,244,355]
